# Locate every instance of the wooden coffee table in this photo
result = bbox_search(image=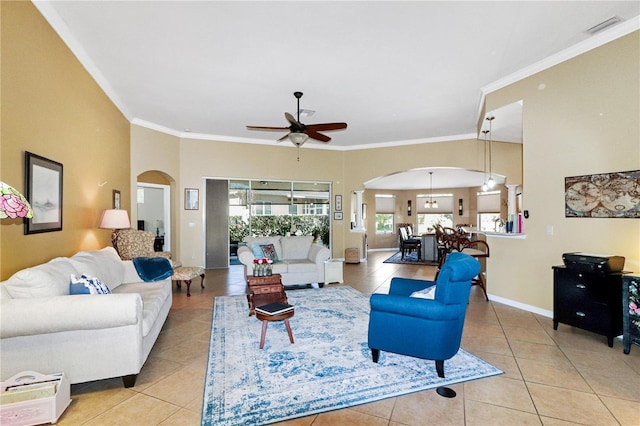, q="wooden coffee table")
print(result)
[256,310,295,349]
